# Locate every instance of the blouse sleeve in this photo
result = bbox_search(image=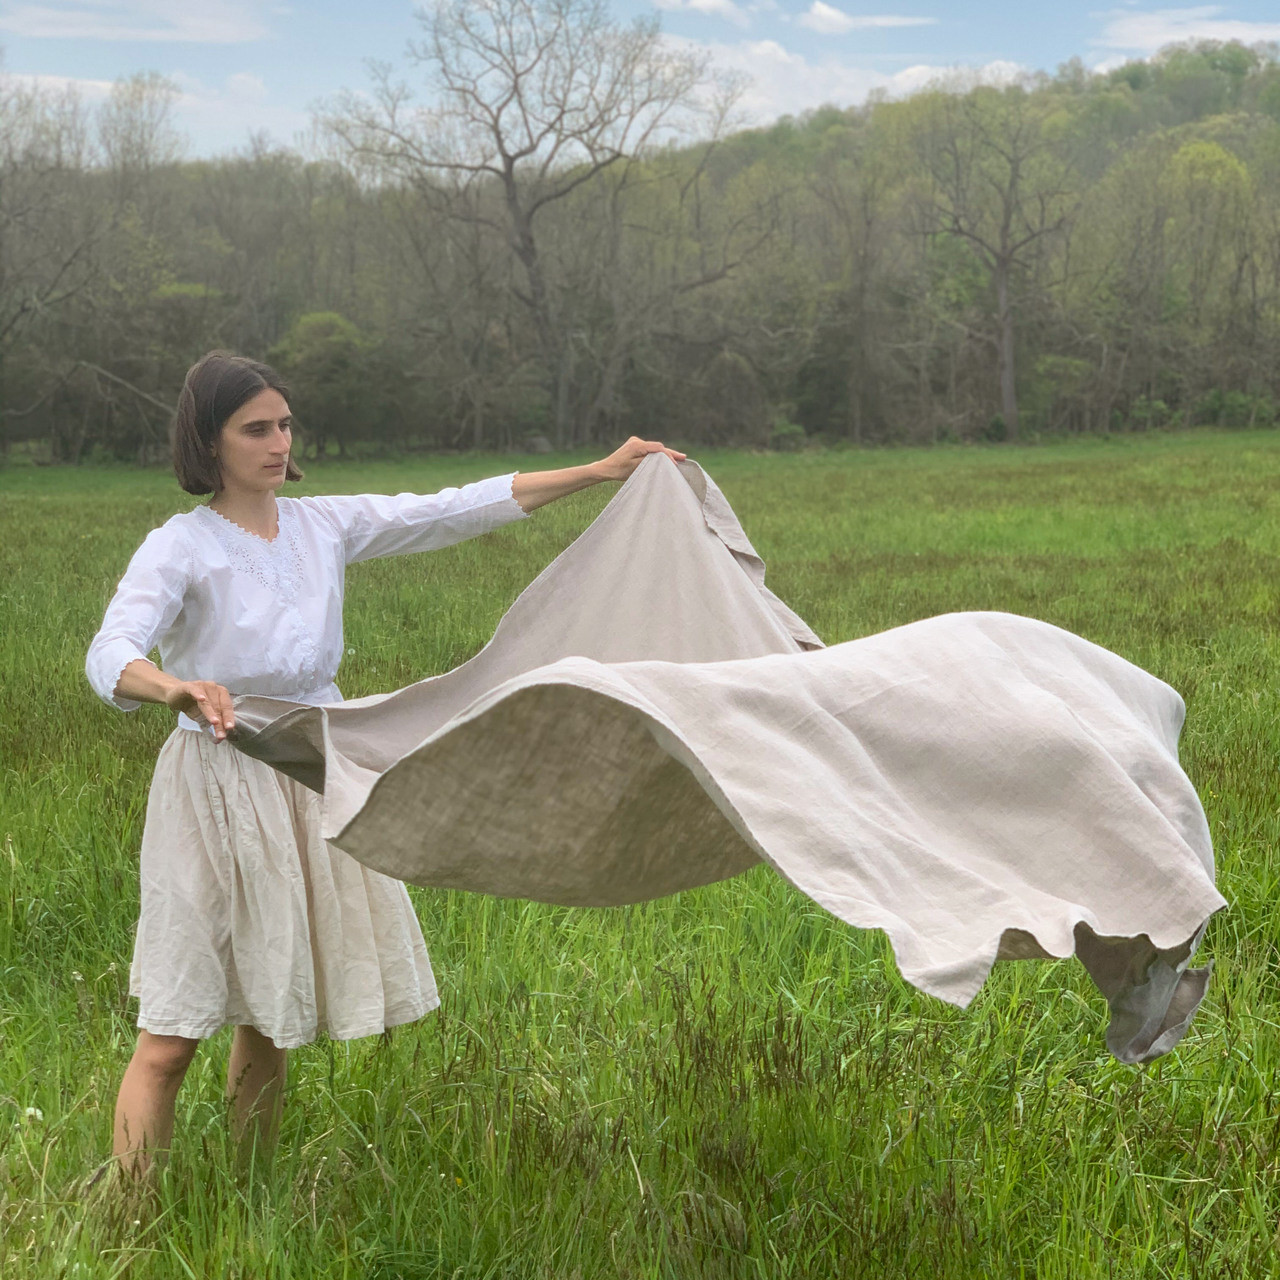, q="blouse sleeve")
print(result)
[304,473,529,565]
[85,524,192,711]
